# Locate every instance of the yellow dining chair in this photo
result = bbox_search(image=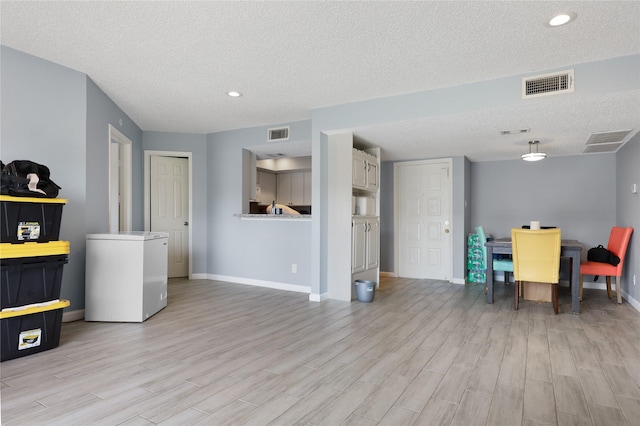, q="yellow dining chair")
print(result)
[511,228,562,314]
